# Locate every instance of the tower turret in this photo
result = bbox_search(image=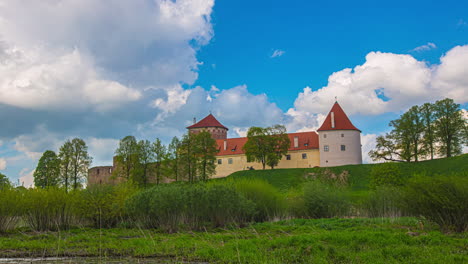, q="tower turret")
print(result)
[187,114,228,140]
[317,102,362,167]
